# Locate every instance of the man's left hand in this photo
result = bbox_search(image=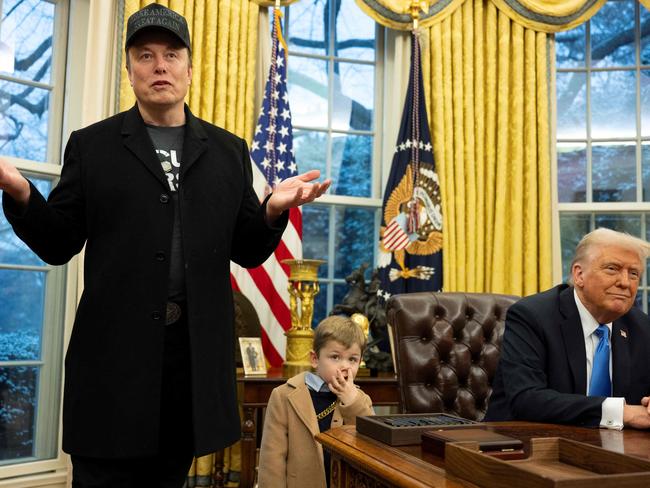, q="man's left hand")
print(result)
[266,170,331,223]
